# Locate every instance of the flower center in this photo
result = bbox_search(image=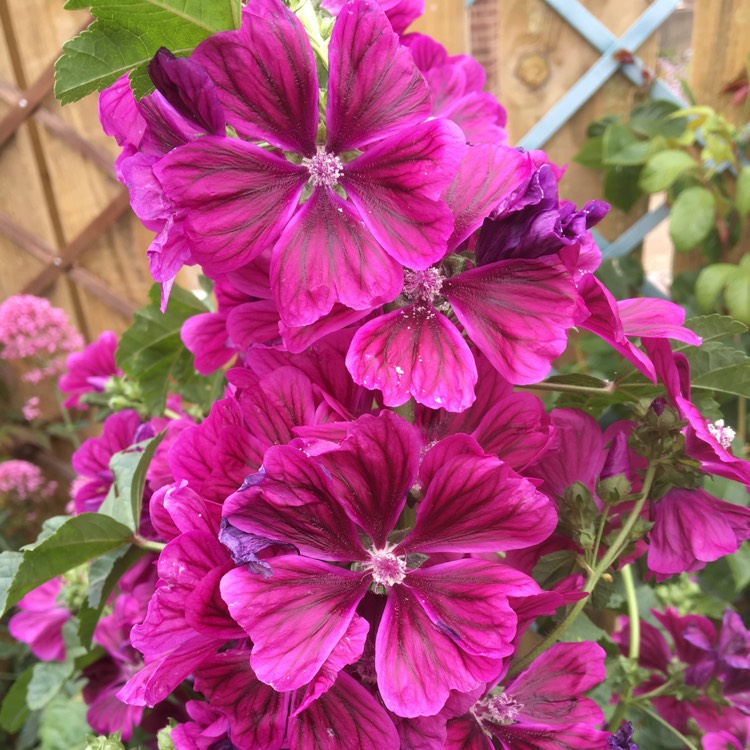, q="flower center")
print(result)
[707,419,736,449]
[403,268,444,304]
[365,546,407,587]
[305,149,344,188]
[472,692,523,728]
